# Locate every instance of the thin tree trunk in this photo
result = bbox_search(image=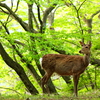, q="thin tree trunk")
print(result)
[86,70,94,89]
